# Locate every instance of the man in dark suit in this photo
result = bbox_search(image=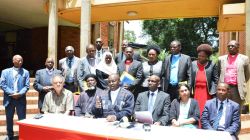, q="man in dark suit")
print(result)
[162,40,192,101]
[33,58,61,113]
[0,55,30,140]
[92,74,134,122]
[115,40,142,64]
[59,46,80,93]
[117,46,143,99]
[135,75,170,126]
[201,83,240,140]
